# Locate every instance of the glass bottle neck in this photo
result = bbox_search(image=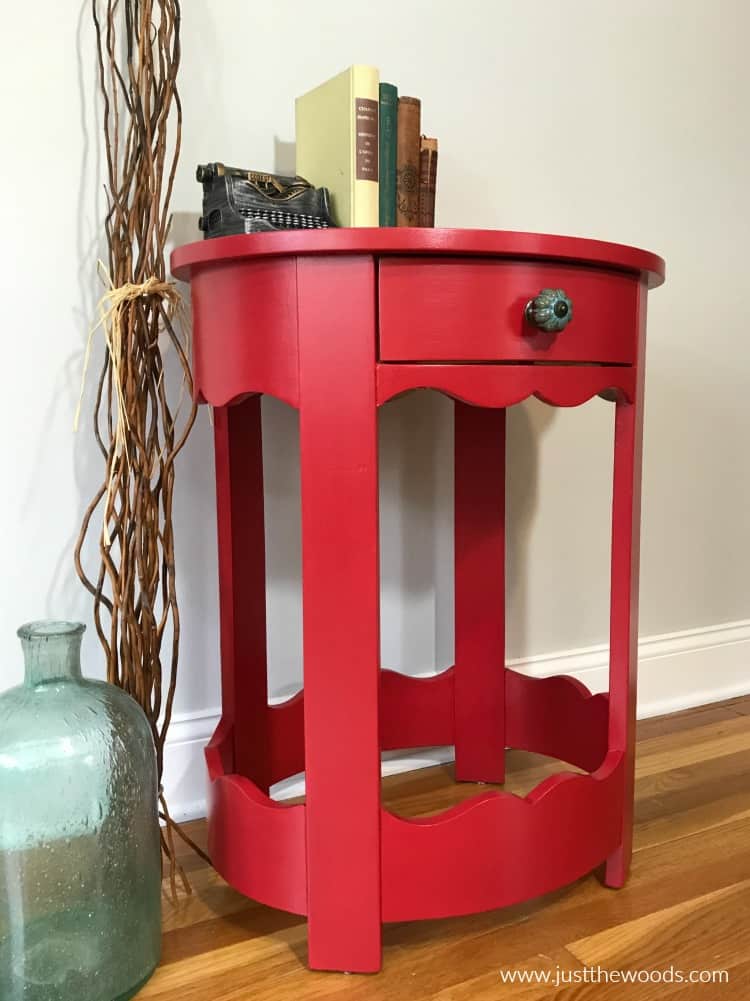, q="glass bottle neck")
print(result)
[18,621,86,685]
